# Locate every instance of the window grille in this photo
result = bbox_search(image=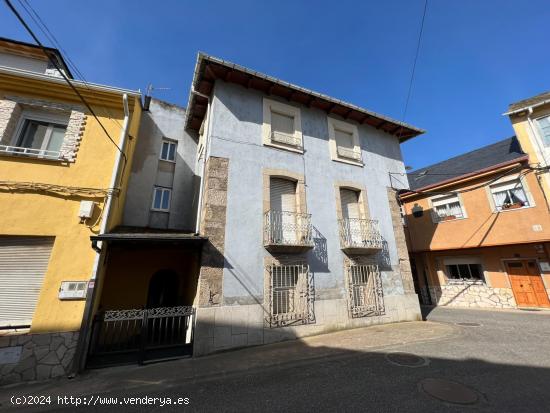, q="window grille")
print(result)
[269,264,311,327]
[346,264,384,318]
